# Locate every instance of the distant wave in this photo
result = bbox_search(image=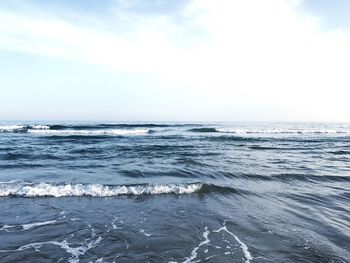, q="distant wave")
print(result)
[48,124,197,130]
[28,129,150,136]
[0,123,199,135]
[0,125,151,136]
[189,128,219,133]
[0,182,204,197]
[0,125,49,133]
[0,123,198,133]
[189,127,350,134]
[218,128,350,134]
[2,124,350,135]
